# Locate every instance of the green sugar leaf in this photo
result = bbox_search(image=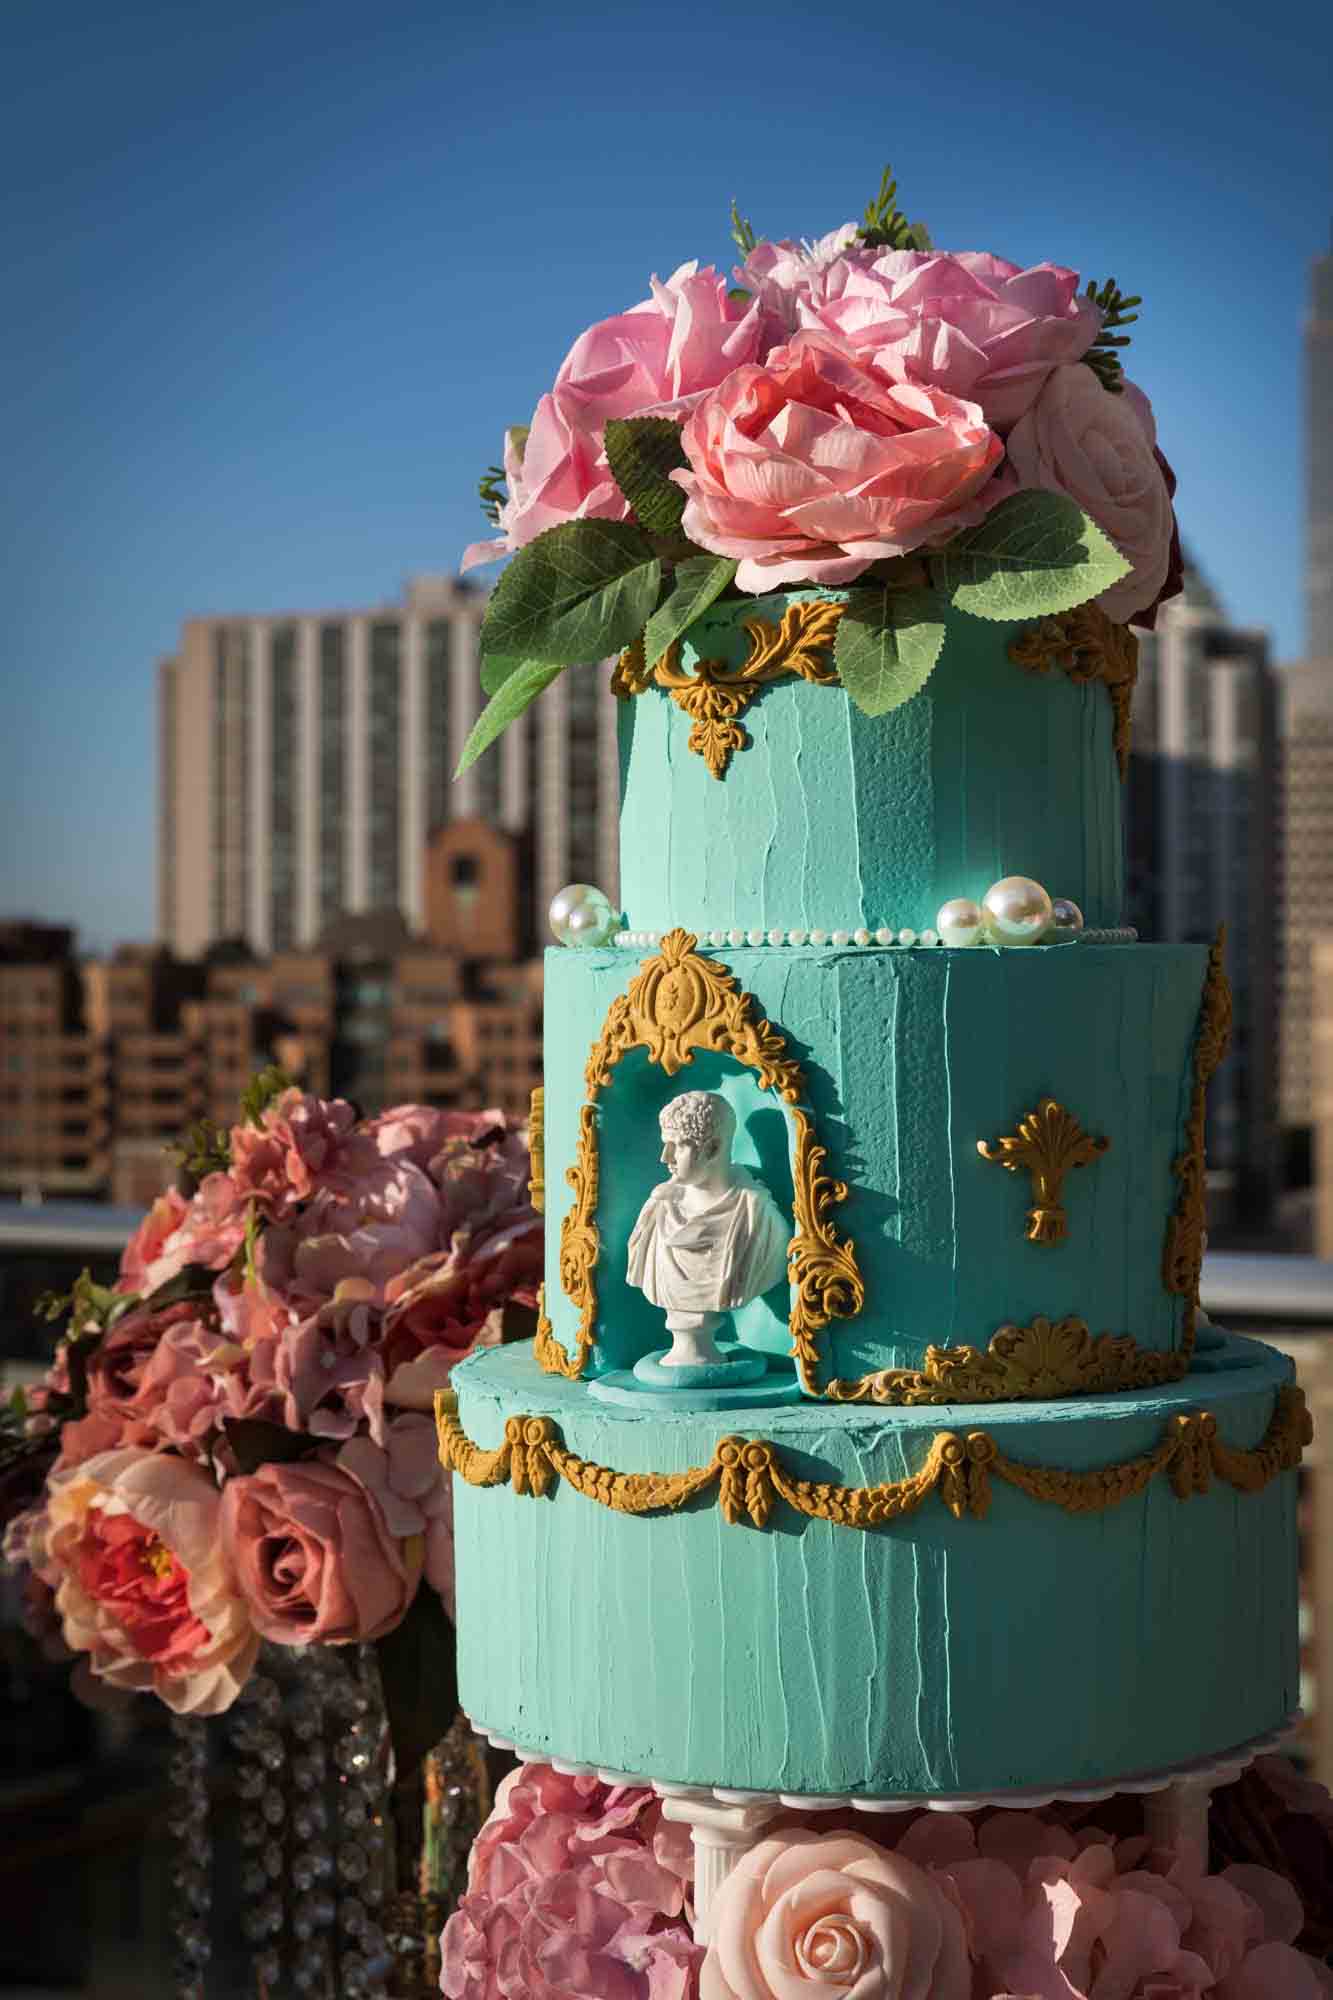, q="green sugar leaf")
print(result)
[603,417,690,540]
[834,586,946,715]
[642,556,739,667]
[479,651,527,697]
[480,518,662,665]
[455,657,564,775]
[931,491,1131,621]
